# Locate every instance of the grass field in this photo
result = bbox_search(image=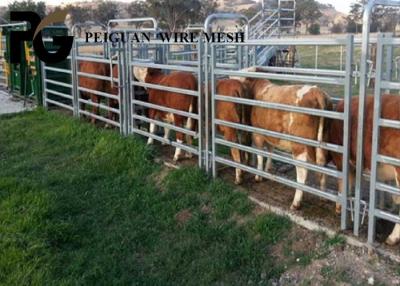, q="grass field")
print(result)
[0,110,299,285]
[2,110,400,285]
